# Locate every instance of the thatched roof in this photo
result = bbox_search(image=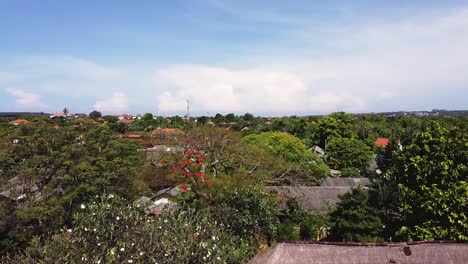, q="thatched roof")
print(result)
[319,177,371,187]
[249,241,468,264]
[267,186,350,211]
